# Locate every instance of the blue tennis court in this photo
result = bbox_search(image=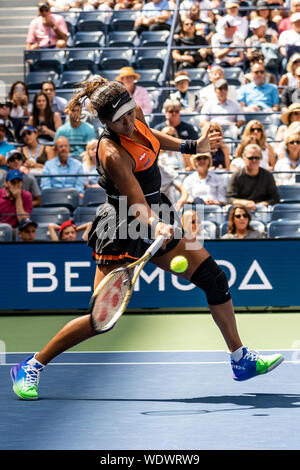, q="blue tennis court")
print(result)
[1,350,300,450]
